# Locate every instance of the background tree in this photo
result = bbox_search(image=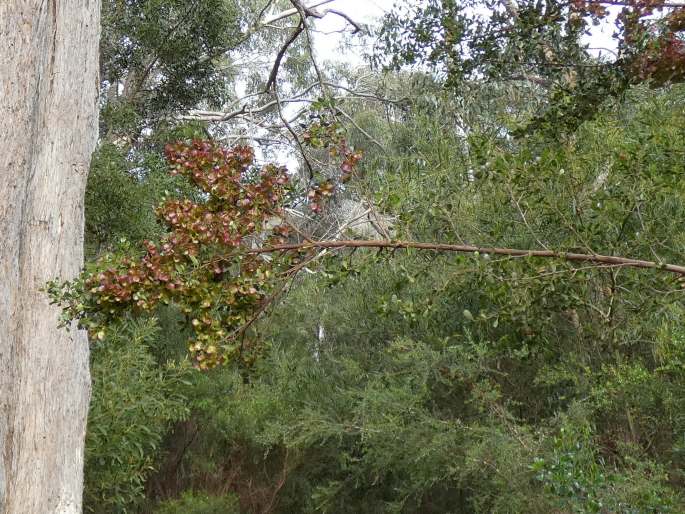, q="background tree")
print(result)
[58,80,685,512]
